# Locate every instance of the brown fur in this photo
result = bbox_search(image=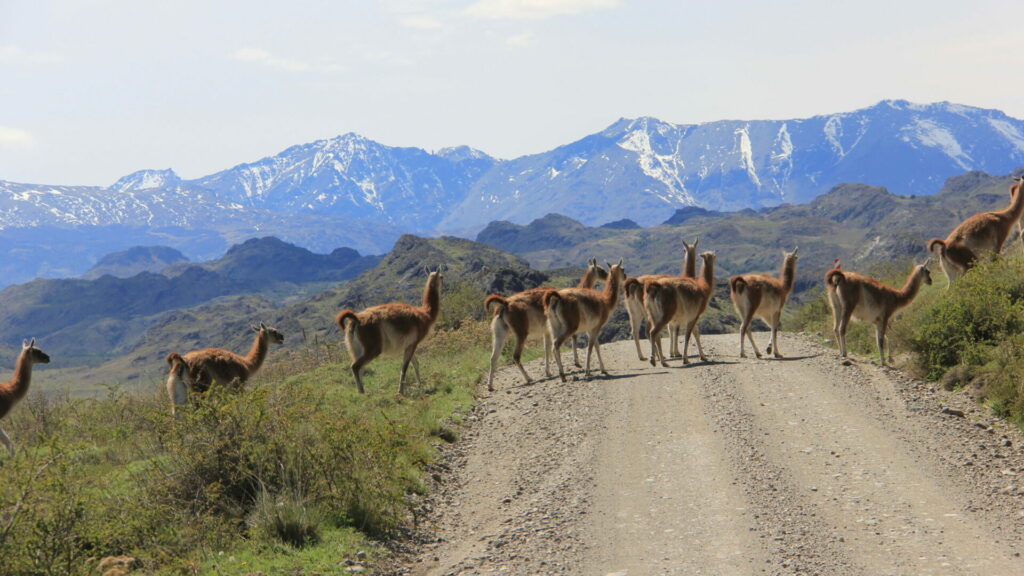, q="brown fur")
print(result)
[338,269,443,395]
[644,252,715,366]
[624,237,699,361]
[484,260,607,391]
[829,263,932,365]
[0,339,50,456]
[165,323,284,415]
[929,176,1024,285]
[545,260,627,382]
[729,249,798,359]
